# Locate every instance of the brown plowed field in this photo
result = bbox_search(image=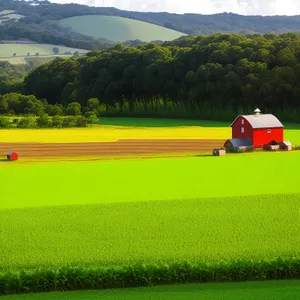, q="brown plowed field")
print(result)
[0,139,224,157]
